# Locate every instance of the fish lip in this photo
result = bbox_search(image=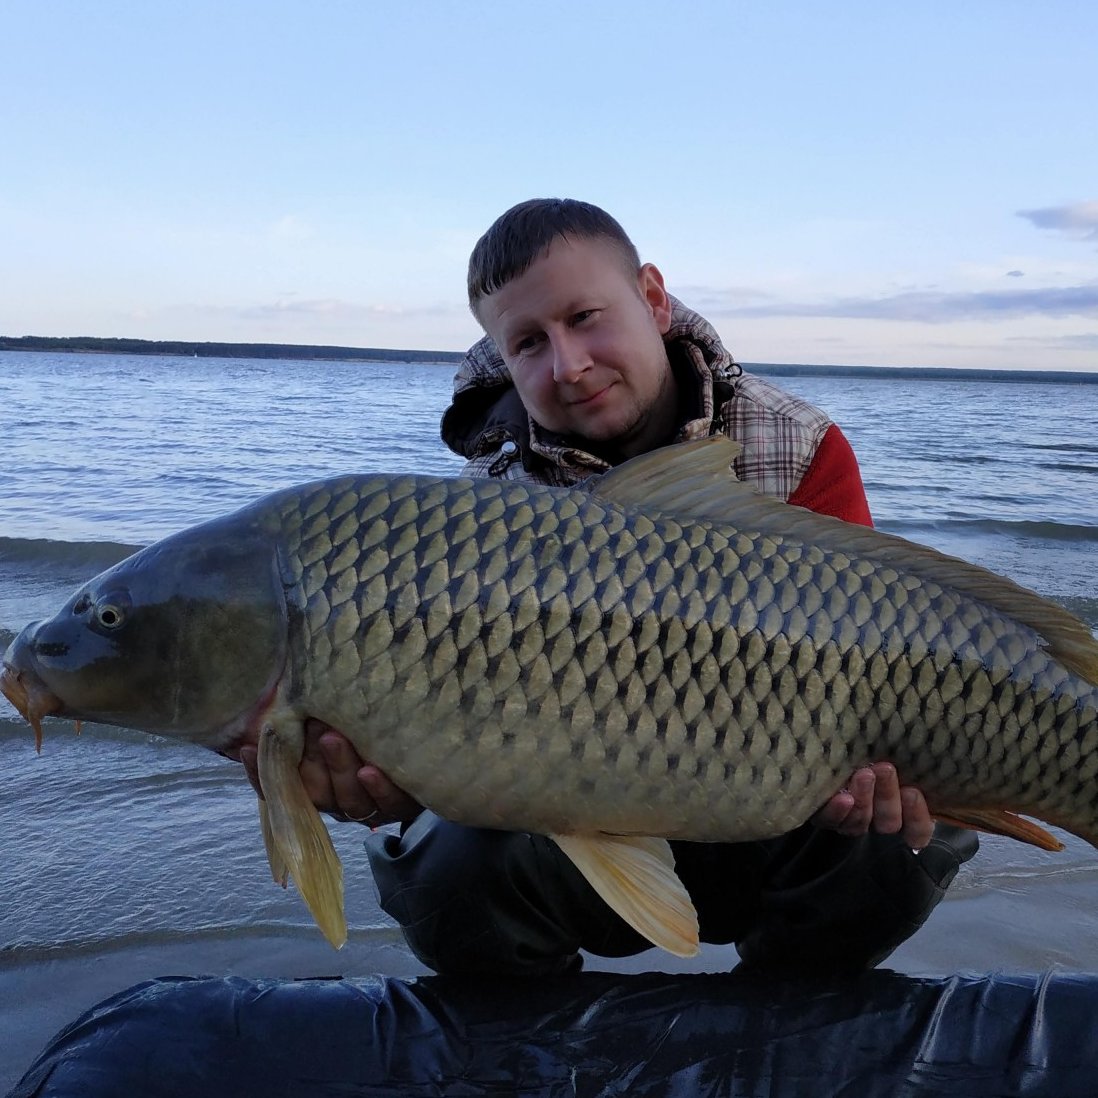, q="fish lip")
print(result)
[0,662,30,717]
[0,662,64,752]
